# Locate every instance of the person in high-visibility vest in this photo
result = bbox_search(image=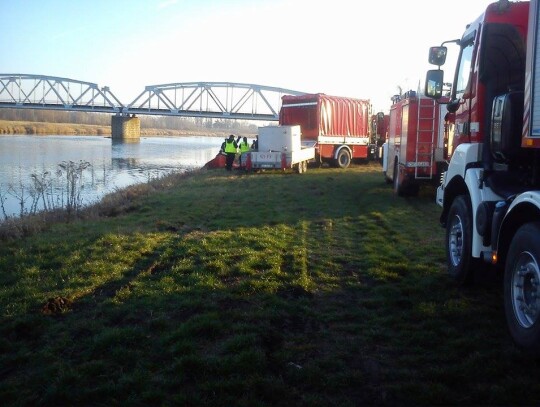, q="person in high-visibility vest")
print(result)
[238,136,250,167]
[224,134,238,171]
